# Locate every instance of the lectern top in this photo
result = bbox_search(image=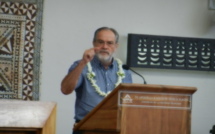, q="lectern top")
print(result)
[117,83,197,94]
